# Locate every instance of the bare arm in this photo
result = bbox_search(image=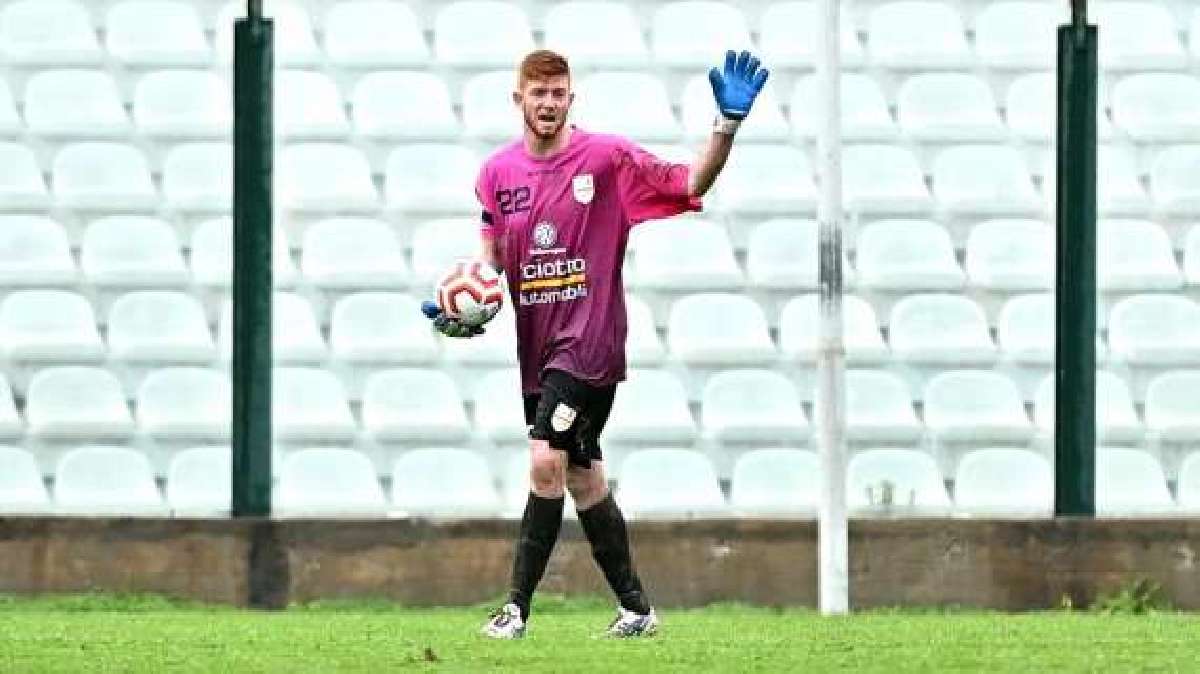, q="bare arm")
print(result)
[482,235,503,273]
[688,129,736,198]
